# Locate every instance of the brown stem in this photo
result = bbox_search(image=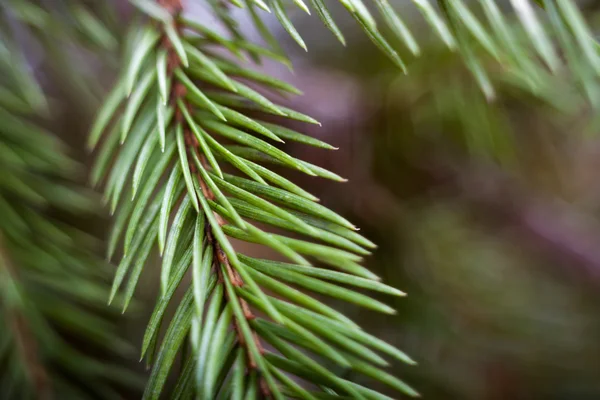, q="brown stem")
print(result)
[157,0,183,15]
[158,4,270,396]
